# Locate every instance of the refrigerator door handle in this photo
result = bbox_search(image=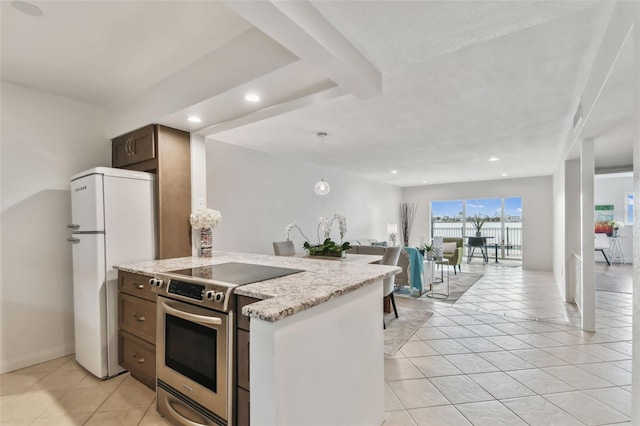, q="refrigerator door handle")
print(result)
[67,237,81,243]
[67,224,80,229]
